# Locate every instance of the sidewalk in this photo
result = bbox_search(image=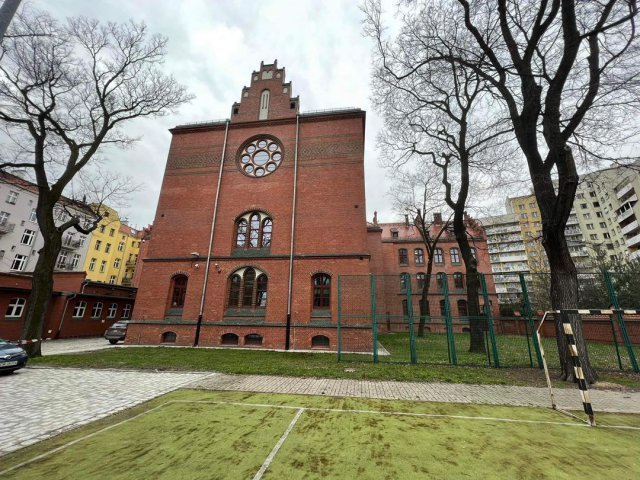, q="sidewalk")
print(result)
[191,373,640,414]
